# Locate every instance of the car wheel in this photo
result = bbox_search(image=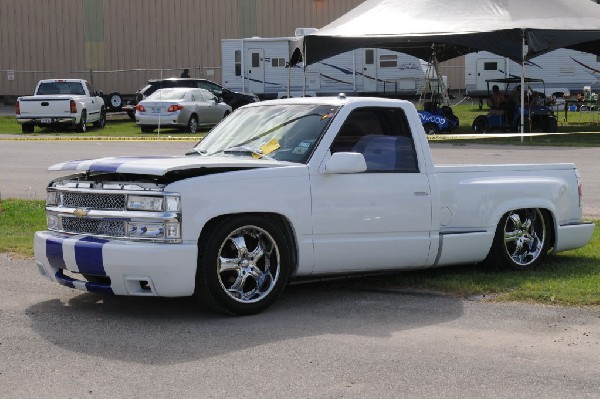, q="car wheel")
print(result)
[77,111,87,133]
[140,126,154,133]
[194,215,292,315]
[107,92,123,111]
[187,115,199,133]
[93,108,106,129]
[472,116,488,133]
[21,124,34,133]
[484,208,550,271]
[514,117,531,133]
[423,122,439,135]
[544,117,558,133]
